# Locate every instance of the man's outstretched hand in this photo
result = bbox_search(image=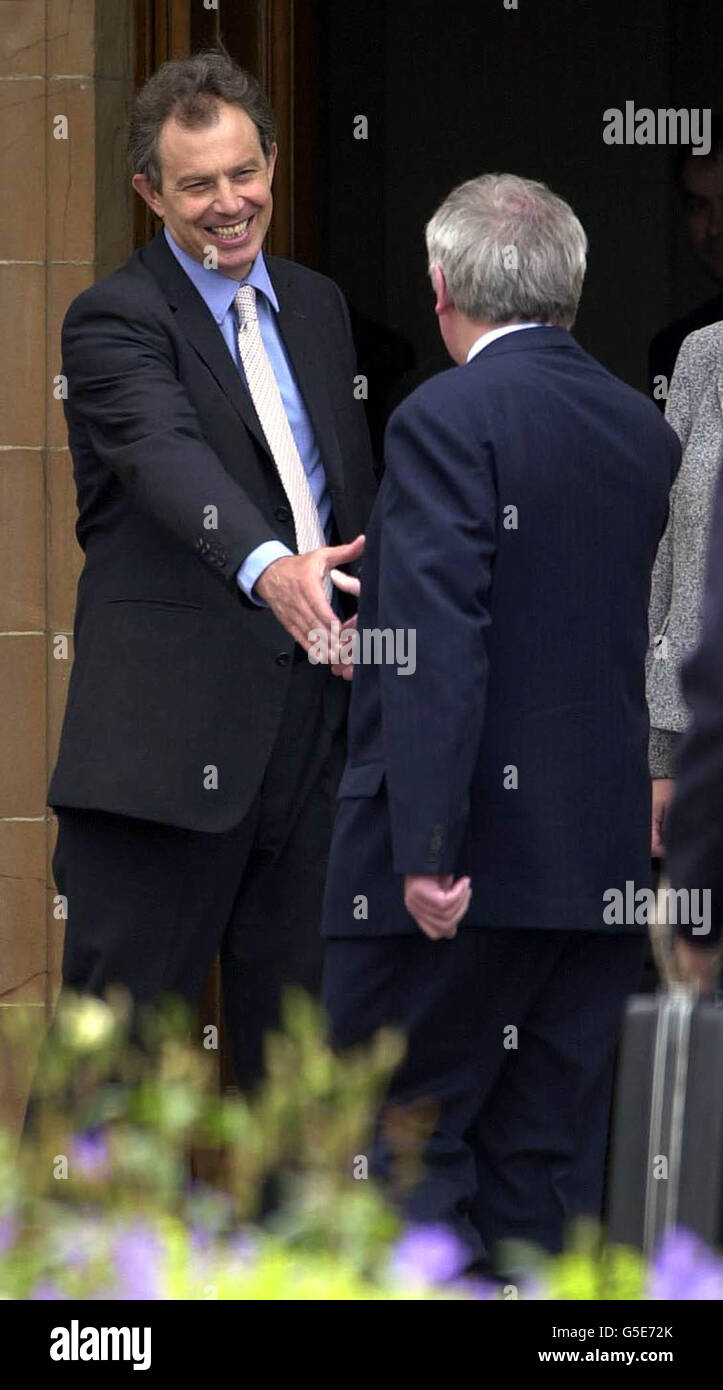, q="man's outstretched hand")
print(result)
[404,873,472,940]
[254,534,365,653]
